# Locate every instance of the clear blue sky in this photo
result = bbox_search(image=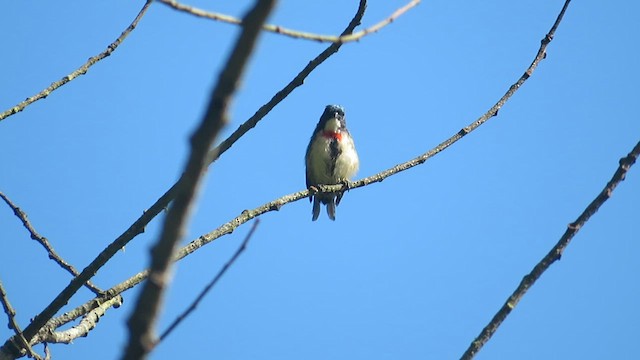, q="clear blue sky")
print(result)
[1,1,639,359]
